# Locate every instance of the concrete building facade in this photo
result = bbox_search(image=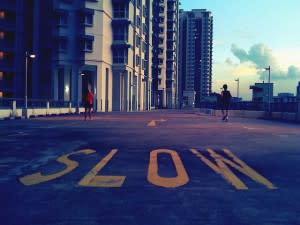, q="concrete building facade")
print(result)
[0,0,153,112]
[178,9,213,108]
[250,82,274,103]
[0,0,35,99]
[151,0,178,109]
